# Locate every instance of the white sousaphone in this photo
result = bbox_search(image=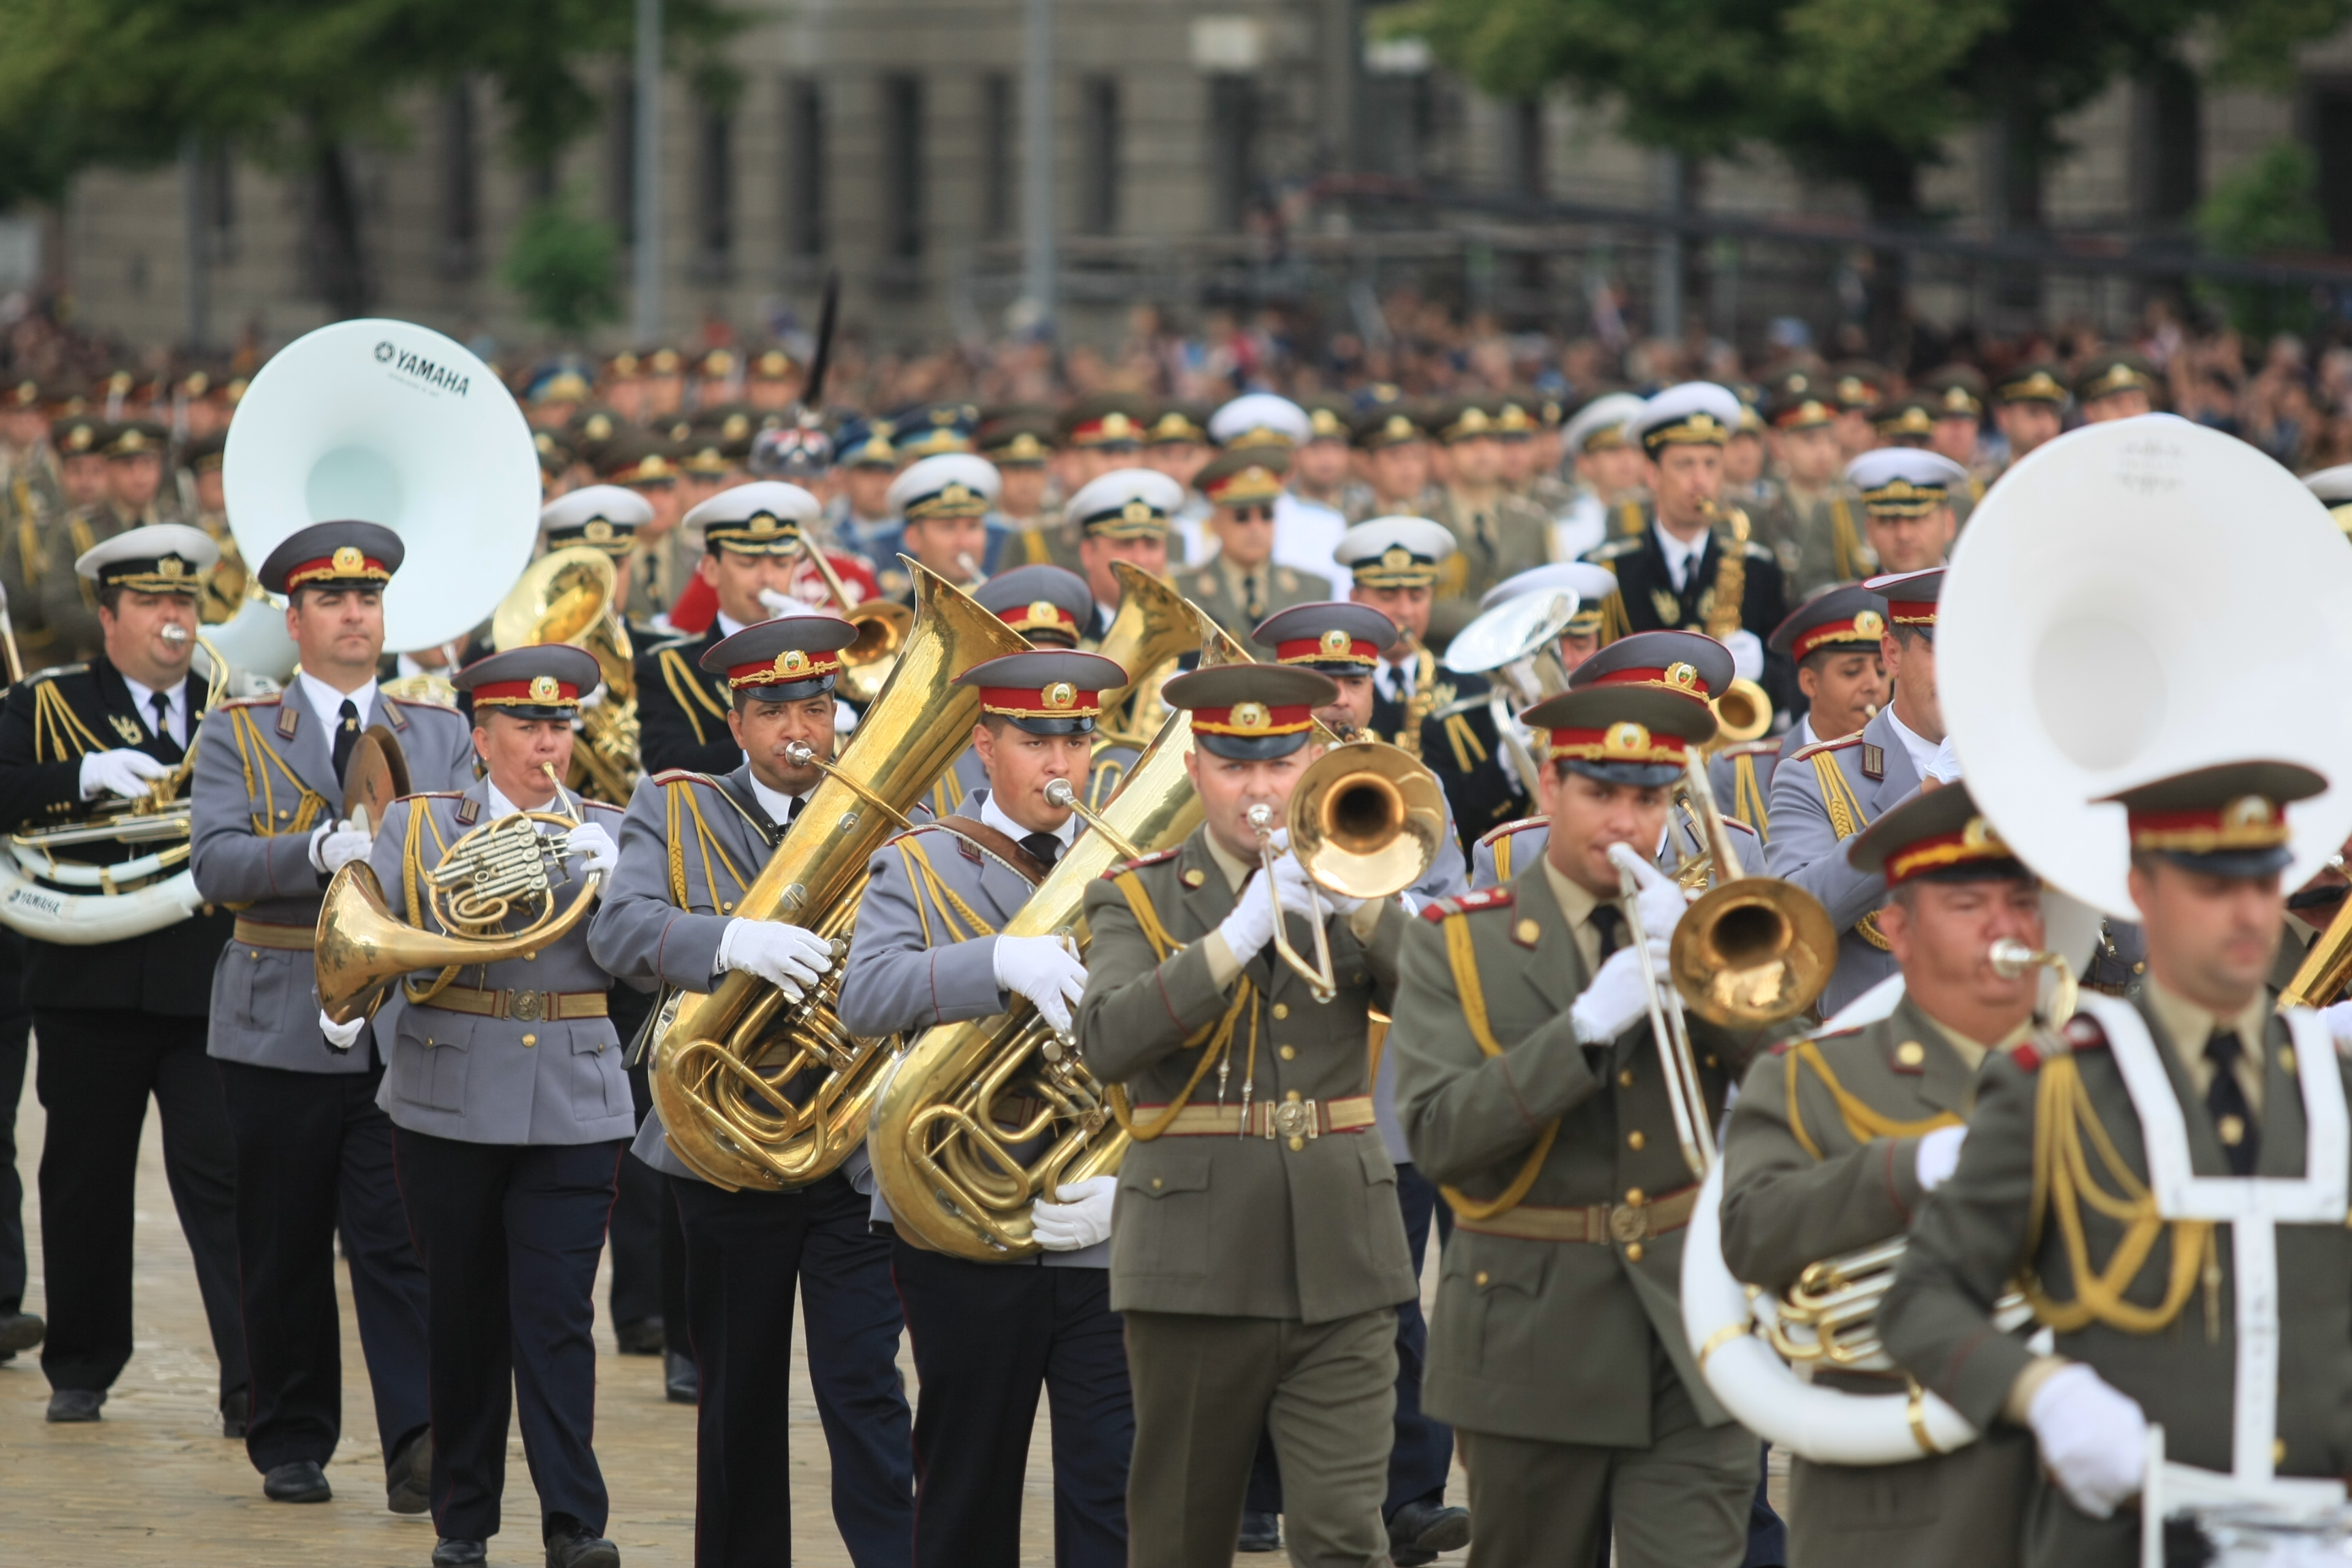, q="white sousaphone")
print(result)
[1684,414,2352,1468]
[0,321,539,945]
